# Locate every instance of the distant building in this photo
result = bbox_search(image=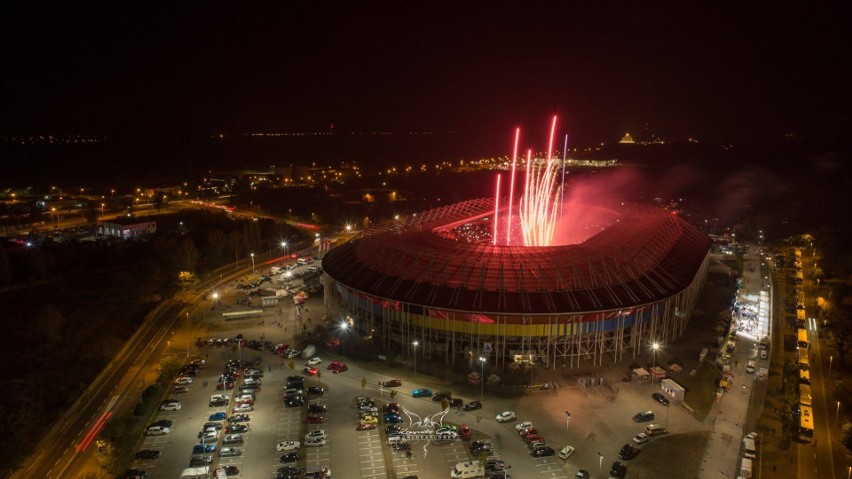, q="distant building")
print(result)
[619,133,635,144]
[98,219,157,238]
